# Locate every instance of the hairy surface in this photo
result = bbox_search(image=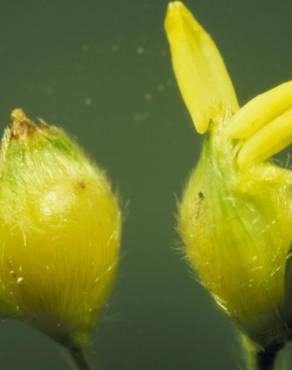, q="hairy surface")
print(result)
[0,110,121,346]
